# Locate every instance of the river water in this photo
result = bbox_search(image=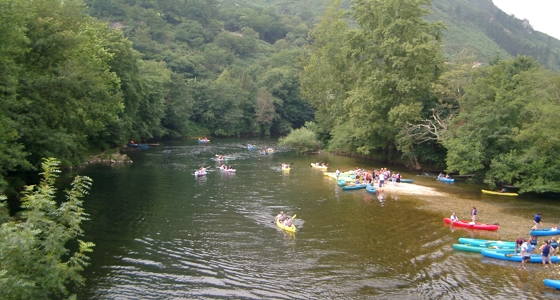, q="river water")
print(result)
[69,138,559,299]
